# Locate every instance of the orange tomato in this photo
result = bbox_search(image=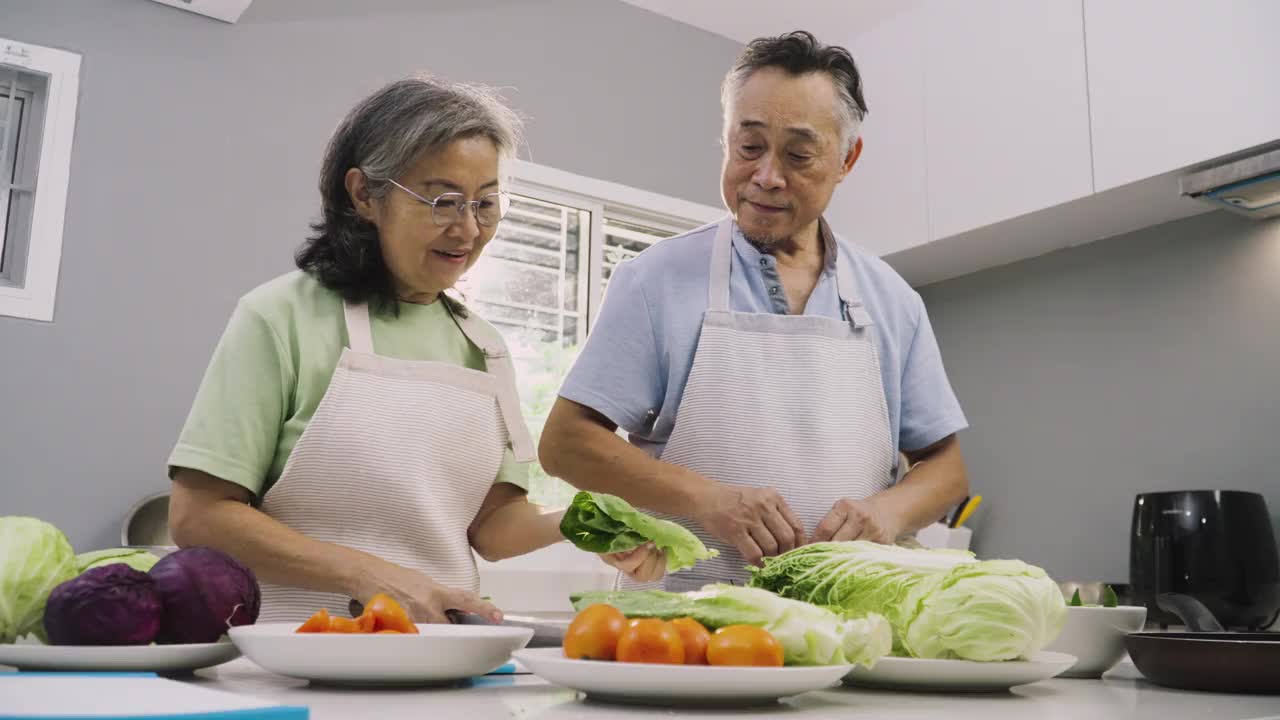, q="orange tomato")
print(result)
[563,604,627,661]
[616,618,685,665]
[706,625,783,667]
[329,611,376,634]
[365,593,419,634]
[670,617,711,665]
[295,608,330,633]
